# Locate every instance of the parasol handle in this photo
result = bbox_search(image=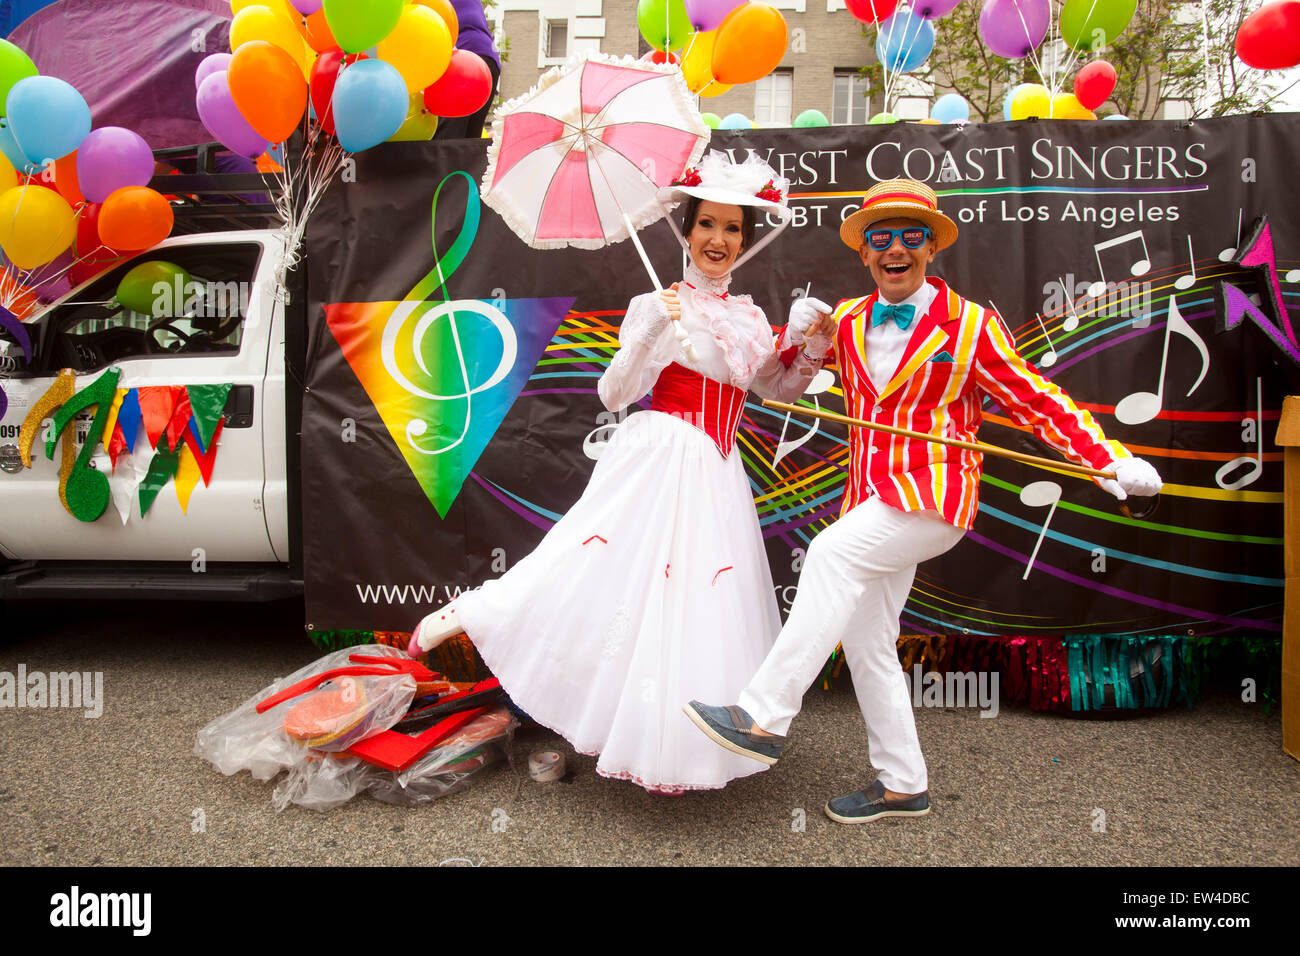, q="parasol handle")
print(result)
[622,211,700,364]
